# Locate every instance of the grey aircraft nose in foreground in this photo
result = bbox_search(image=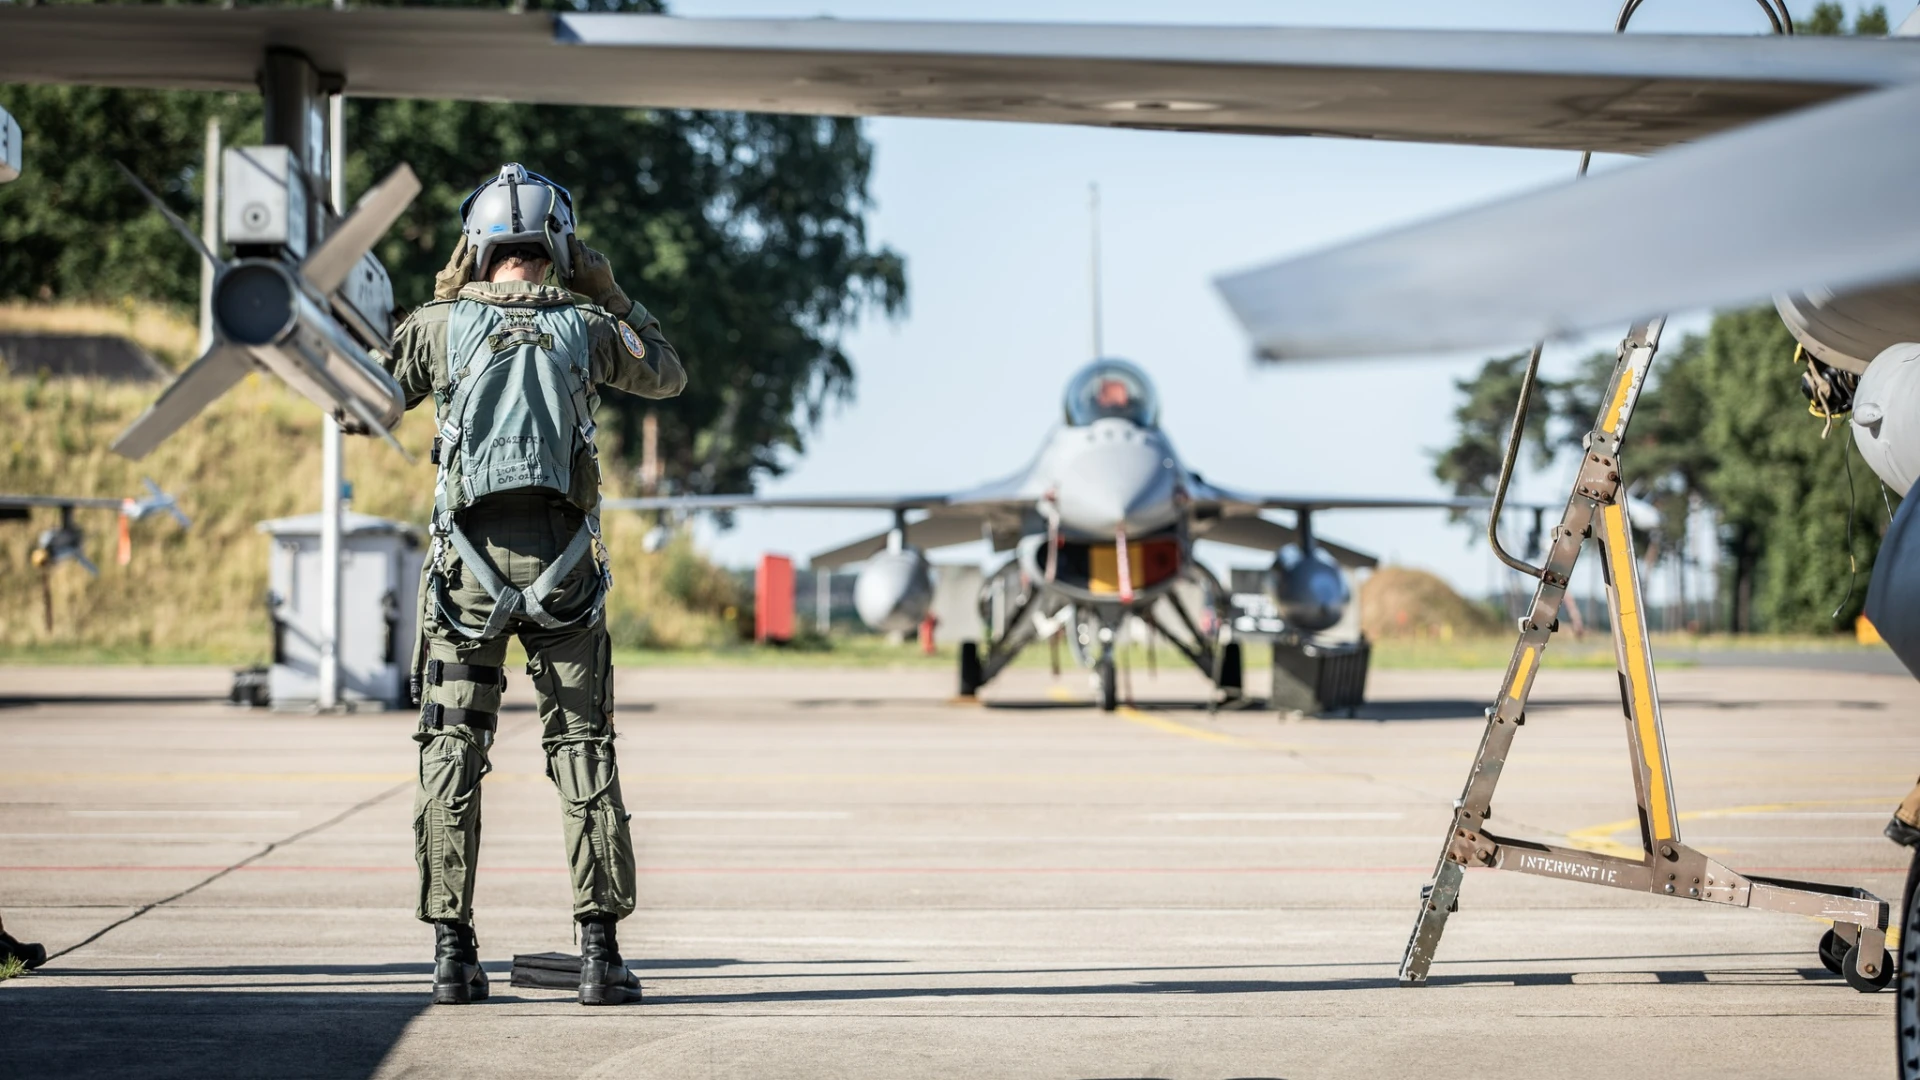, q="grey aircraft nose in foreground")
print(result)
[611,359,1503,711]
